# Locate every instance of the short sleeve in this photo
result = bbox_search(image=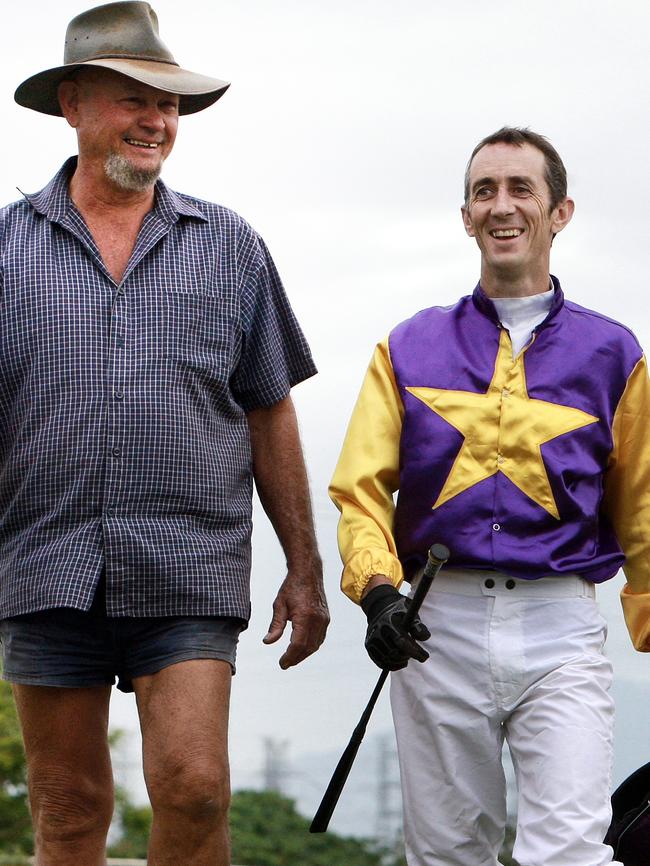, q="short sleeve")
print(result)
[231,234,317,411]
